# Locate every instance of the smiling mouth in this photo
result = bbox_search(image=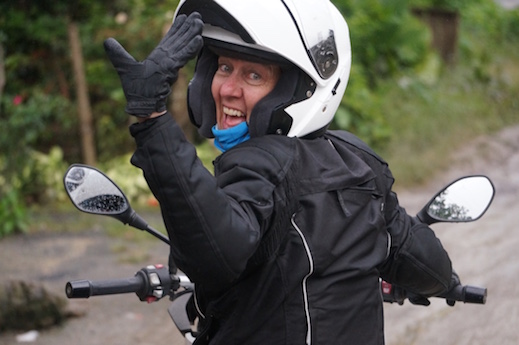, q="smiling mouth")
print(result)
[222,106,246,128]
